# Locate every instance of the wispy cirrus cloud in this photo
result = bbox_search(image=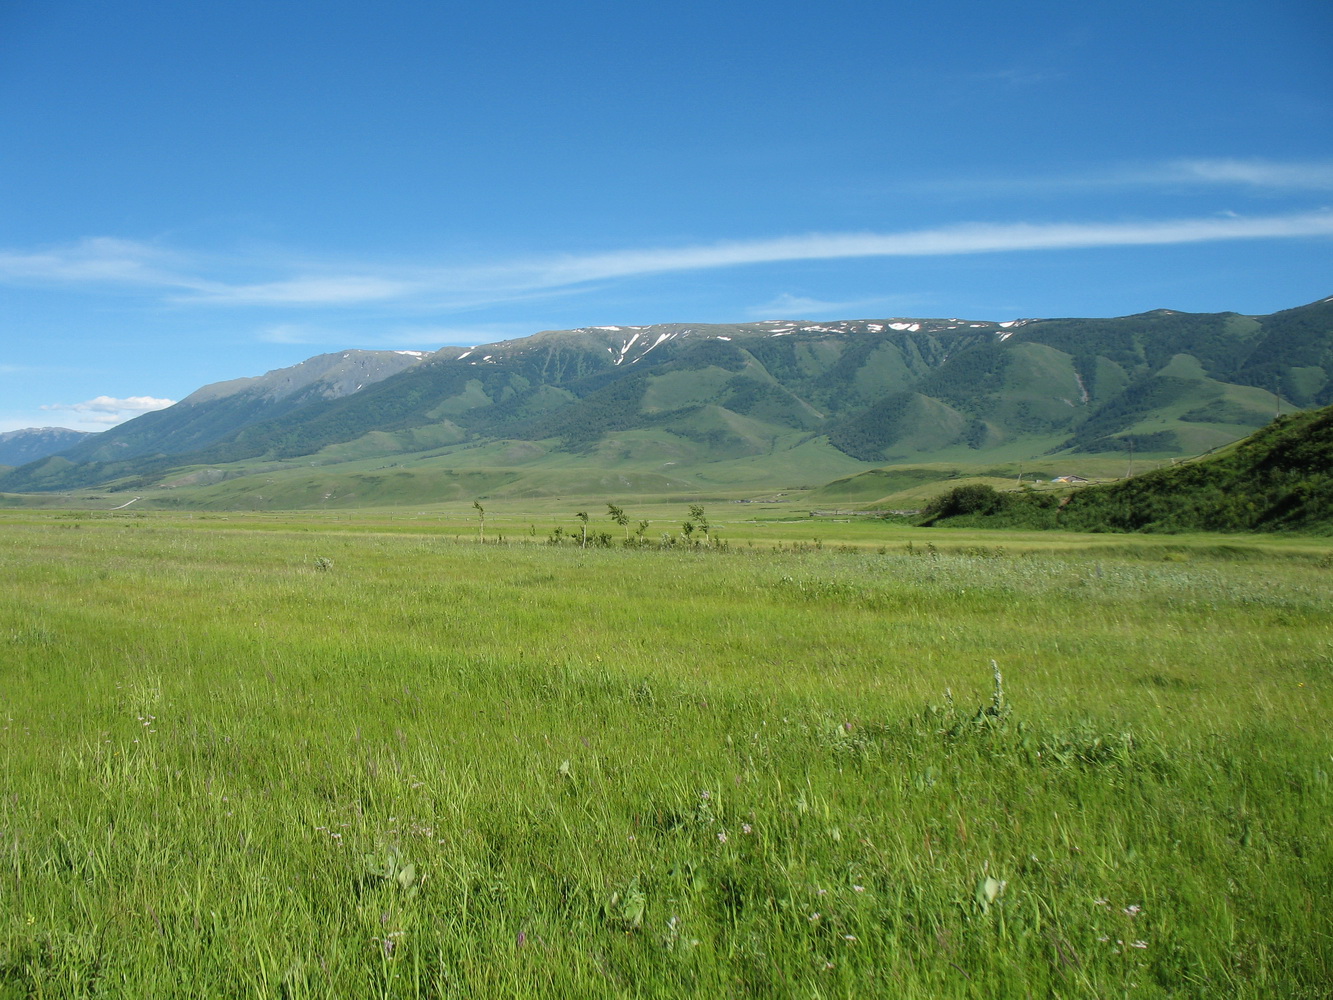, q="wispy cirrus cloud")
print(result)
[518,211,1333,290]
[0,237,207,289]
[917,158,1333,197]
[4,207,1332,311]
[199,275,420,305]
[1168,158,1333,190]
